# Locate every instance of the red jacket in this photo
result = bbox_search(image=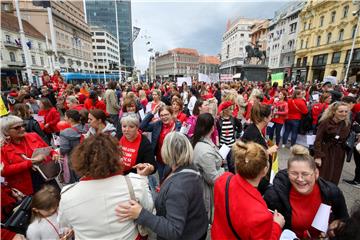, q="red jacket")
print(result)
[70,104,85,111]
[287,98,308,120]
[1,133,55,195]
[271,100,288,124]
[311,103,328,125]
[84,98,107,113]
[39,107,60,134]
[212,173,282,240]
[176,112,188,123]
